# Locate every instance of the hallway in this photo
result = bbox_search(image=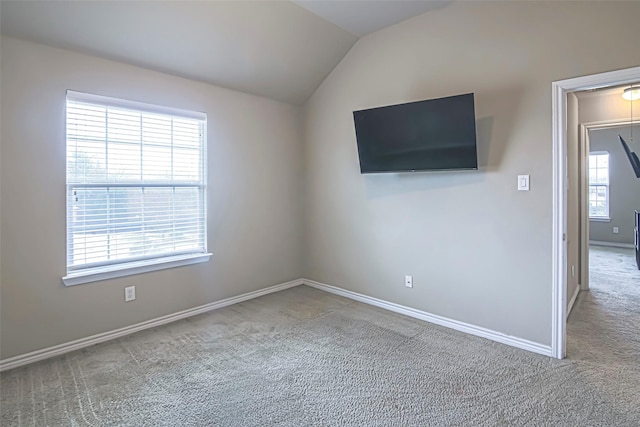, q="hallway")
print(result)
[567,245,639,363]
